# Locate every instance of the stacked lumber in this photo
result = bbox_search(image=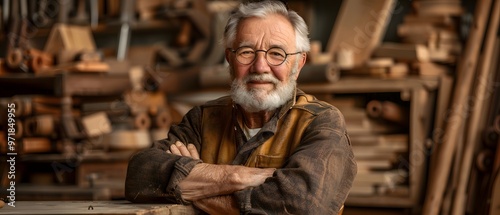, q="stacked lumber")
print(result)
[0,96,80,154]
[325,95,410,196]
[317,0,465,79]
[395,0,464,76]
[81,90,173,151]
